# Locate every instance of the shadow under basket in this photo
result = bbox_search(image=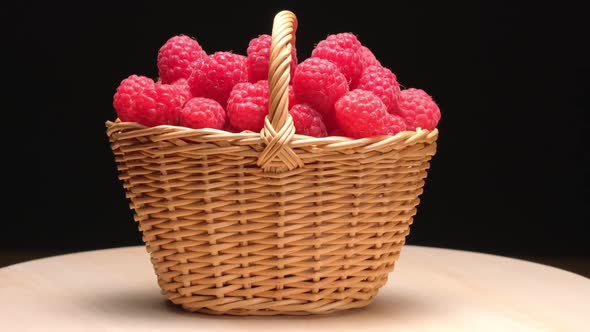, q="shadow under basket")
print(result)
[106,10,439,315]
